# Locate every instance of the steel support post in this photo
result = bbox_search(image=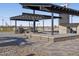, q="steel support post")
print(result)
[33,10,36,32]
[15,20,17,33]
[43,20,44,32]
[51,13,54,35]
